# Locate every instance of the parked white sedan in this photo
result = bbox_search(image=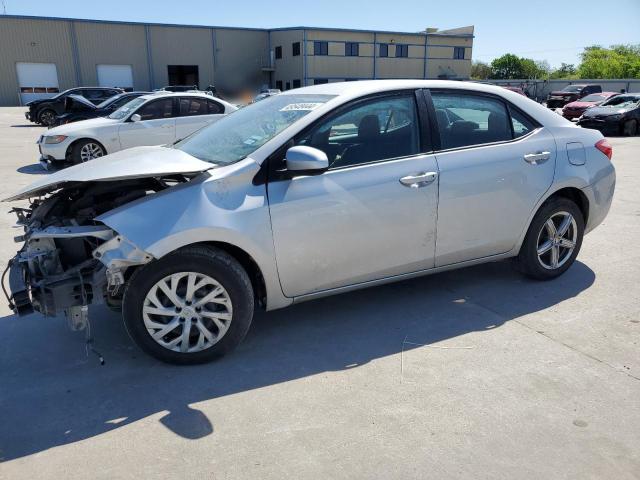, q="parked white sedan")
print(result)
[37,92,237,168]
